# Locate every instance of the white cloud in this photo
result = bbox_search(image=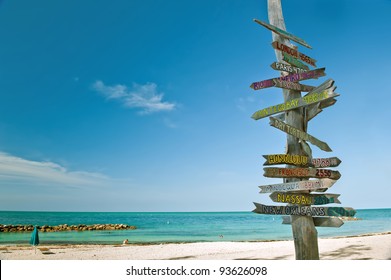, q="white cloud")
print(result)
[92,80,176,114]
[0,152,110,188]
